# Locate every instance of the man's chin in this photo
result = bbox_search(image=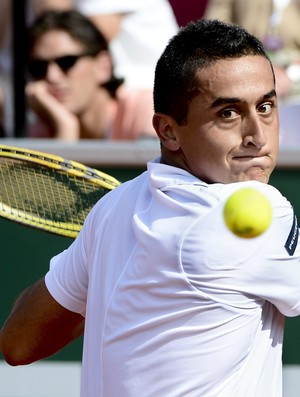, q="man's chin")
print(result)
[237,171,270,184]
